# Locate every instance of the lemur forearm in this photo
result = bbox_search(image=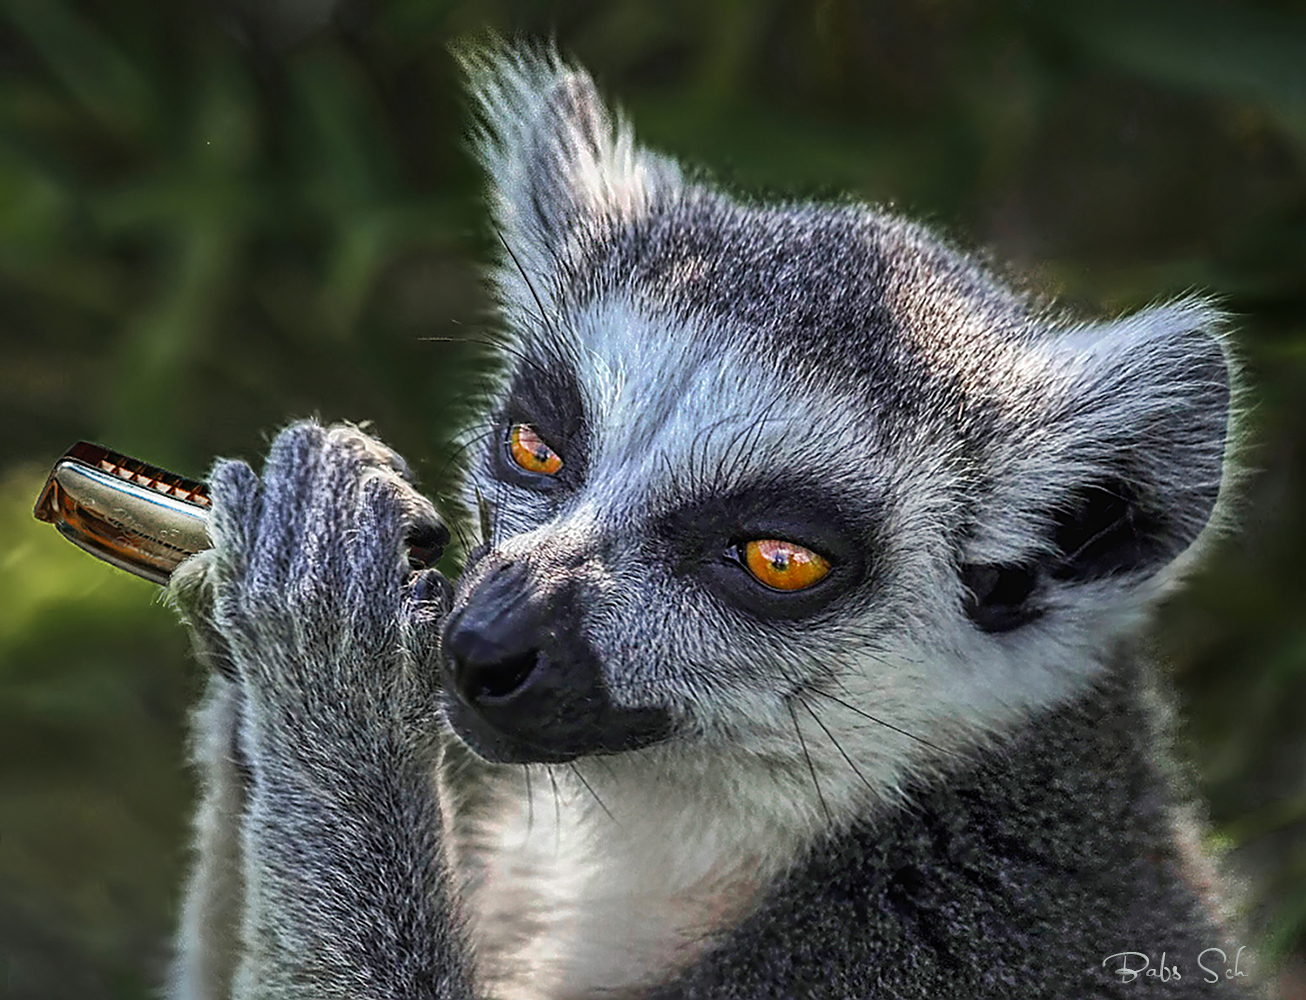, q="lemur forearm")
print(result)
[235,717,471,998]
[170,422,475,1000]
[171,676,247,1000]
